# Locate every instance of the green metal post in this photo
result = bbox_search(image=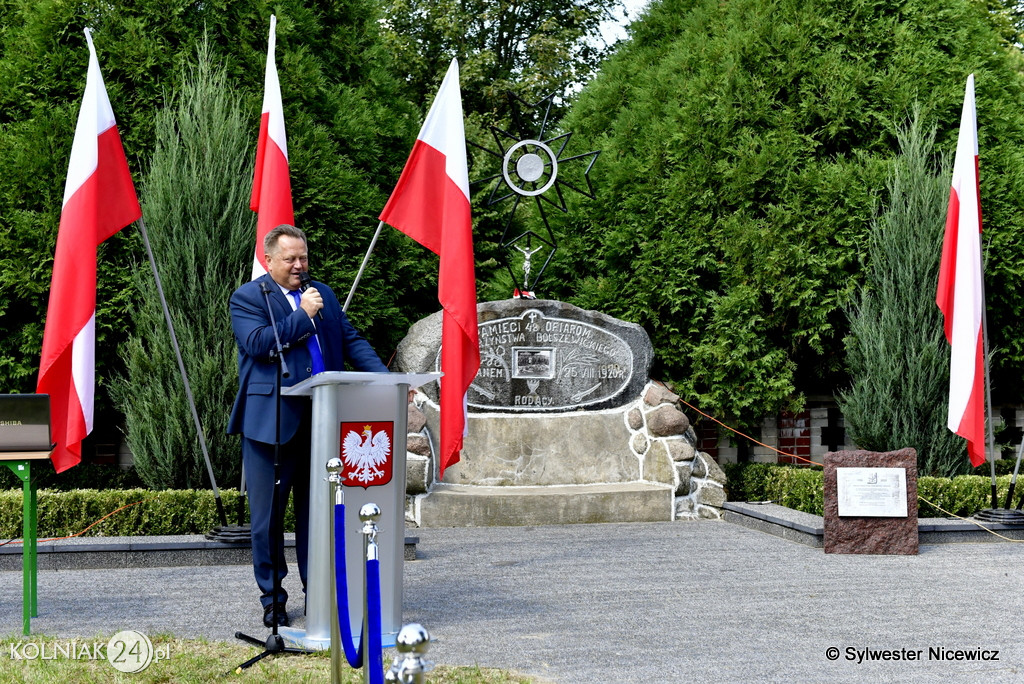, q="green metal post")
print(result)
[3,459,36,635]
